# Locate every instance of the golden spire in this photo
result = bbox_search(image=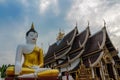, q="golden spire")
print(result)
[56,28,65,41]
[31,22,35,30]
